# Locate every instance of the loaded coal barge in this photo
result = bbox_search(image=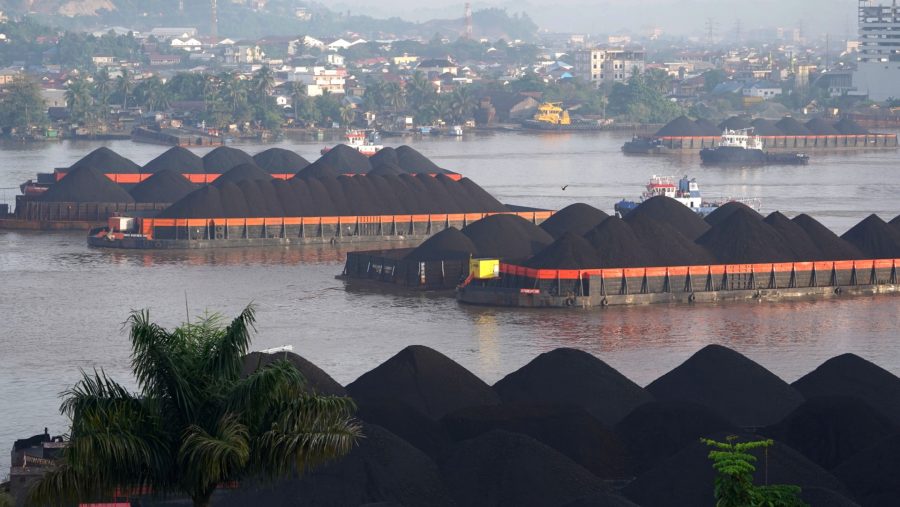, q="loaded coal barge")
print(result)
[700,129,809,166]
